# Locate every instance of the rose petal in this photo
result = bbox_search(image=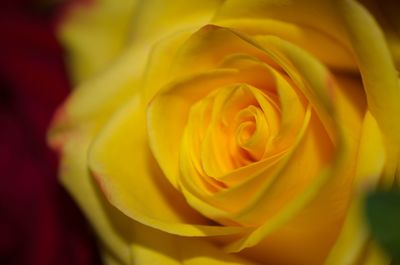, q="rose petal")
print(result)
[89,96,246,236]
[128,0,224,53]
[359,0,400,69]
[130,224,256,265]
[325,112,385,265]
[214,0,351,52]
[59,0,138,82]
[56,129,132,264]
[336,0,400,186]
[215,18,357,71]
[48,44,147,146]
[148,69,240,189]
[60,0,224,82]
